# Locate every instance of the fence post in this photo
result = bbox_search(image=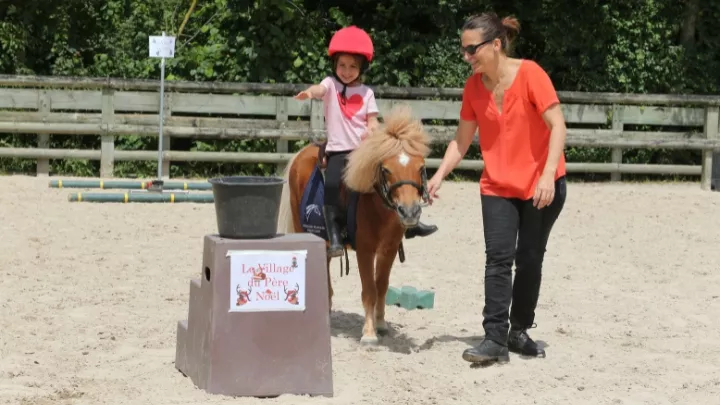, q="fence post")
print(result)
[275,97,288,175]
[310,99,324,143]
[610,104,624,181]
[36,90,51,176]
[701,106,720,190]
[100,88,115,178]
